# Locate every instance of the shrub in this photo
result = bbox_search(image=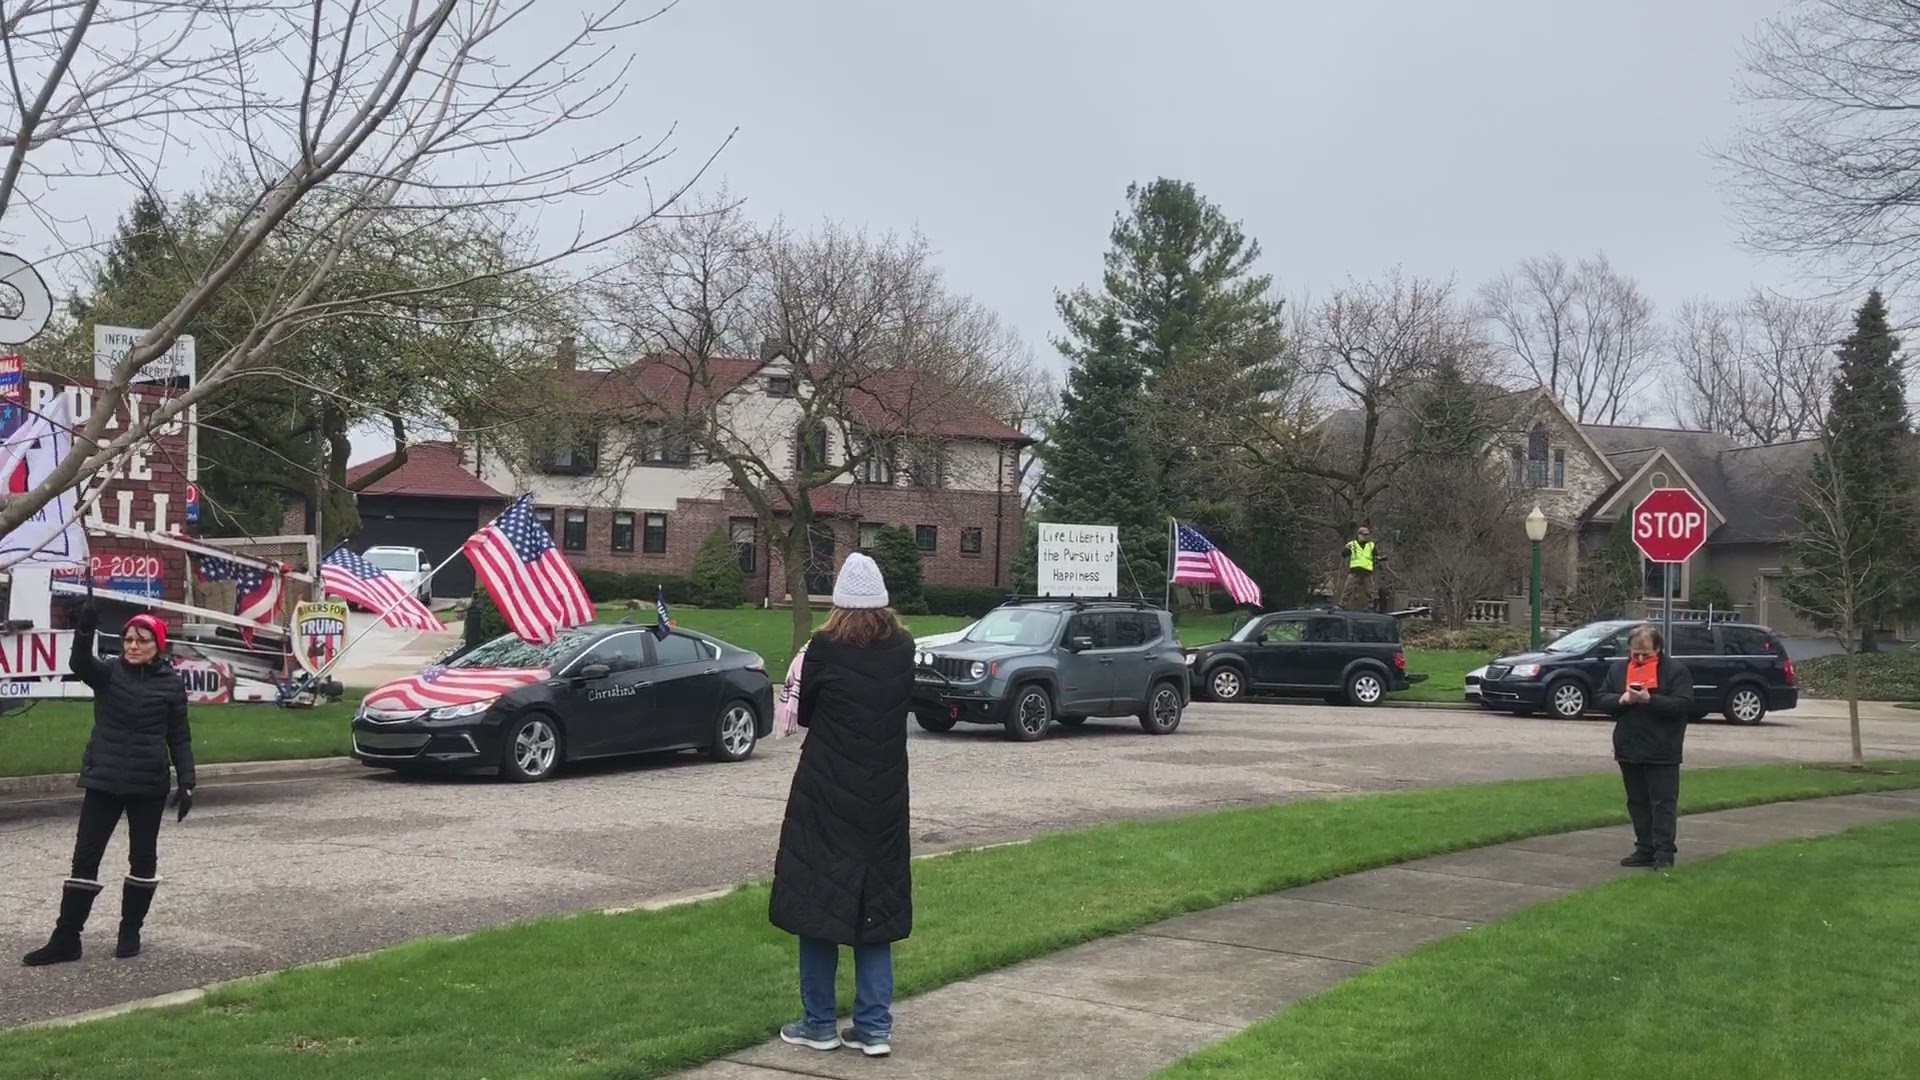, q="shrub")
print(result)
[922,585,1006,618]
[1690,575,1733,610]
[870,526,925,608]
[467,588,511,642]
[574,568,696,605]
[689,528,747,609]
[1400,619,1530,656]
